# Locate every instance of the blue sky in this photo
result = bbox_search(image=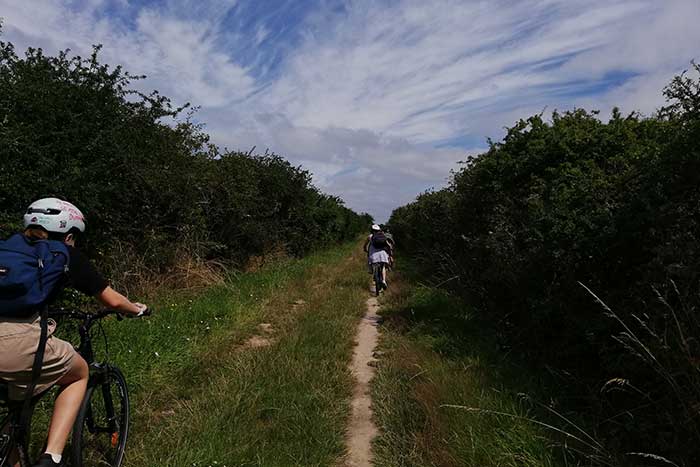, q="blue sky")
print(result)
[1,0,698,221]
